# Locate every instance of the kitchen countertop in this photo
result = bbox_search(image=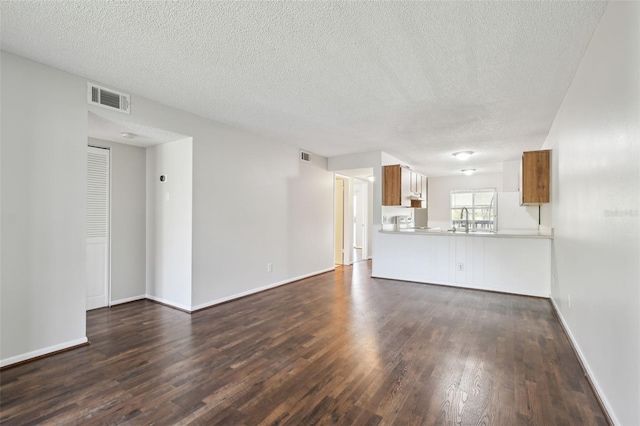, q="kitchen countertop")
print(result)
[379,228,553,239]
